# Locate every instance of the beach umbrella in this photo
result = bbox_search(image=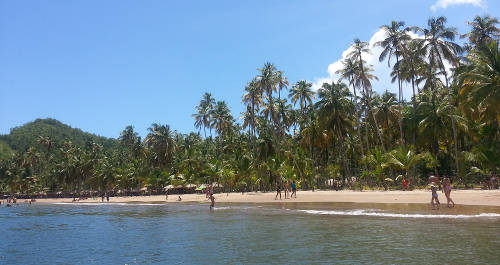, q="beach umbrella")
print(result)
[384,178,394,182]
[196,184,207,191]
[185,184,197,188]
[164,185,175,190]
[140,187,148,192]
[174,185,184,189]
